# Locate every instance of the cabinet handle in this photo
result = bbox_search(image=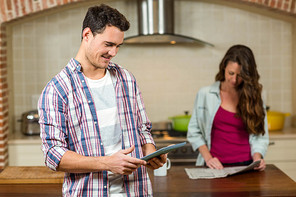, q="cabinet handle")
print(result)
[269,141,275,146]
